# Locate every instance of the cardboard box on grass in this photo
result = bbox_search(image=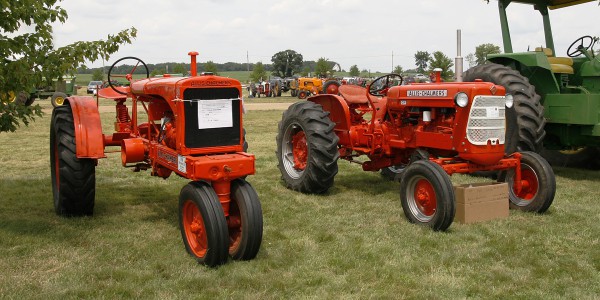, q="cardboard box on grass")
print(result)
[454,182,509,224]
